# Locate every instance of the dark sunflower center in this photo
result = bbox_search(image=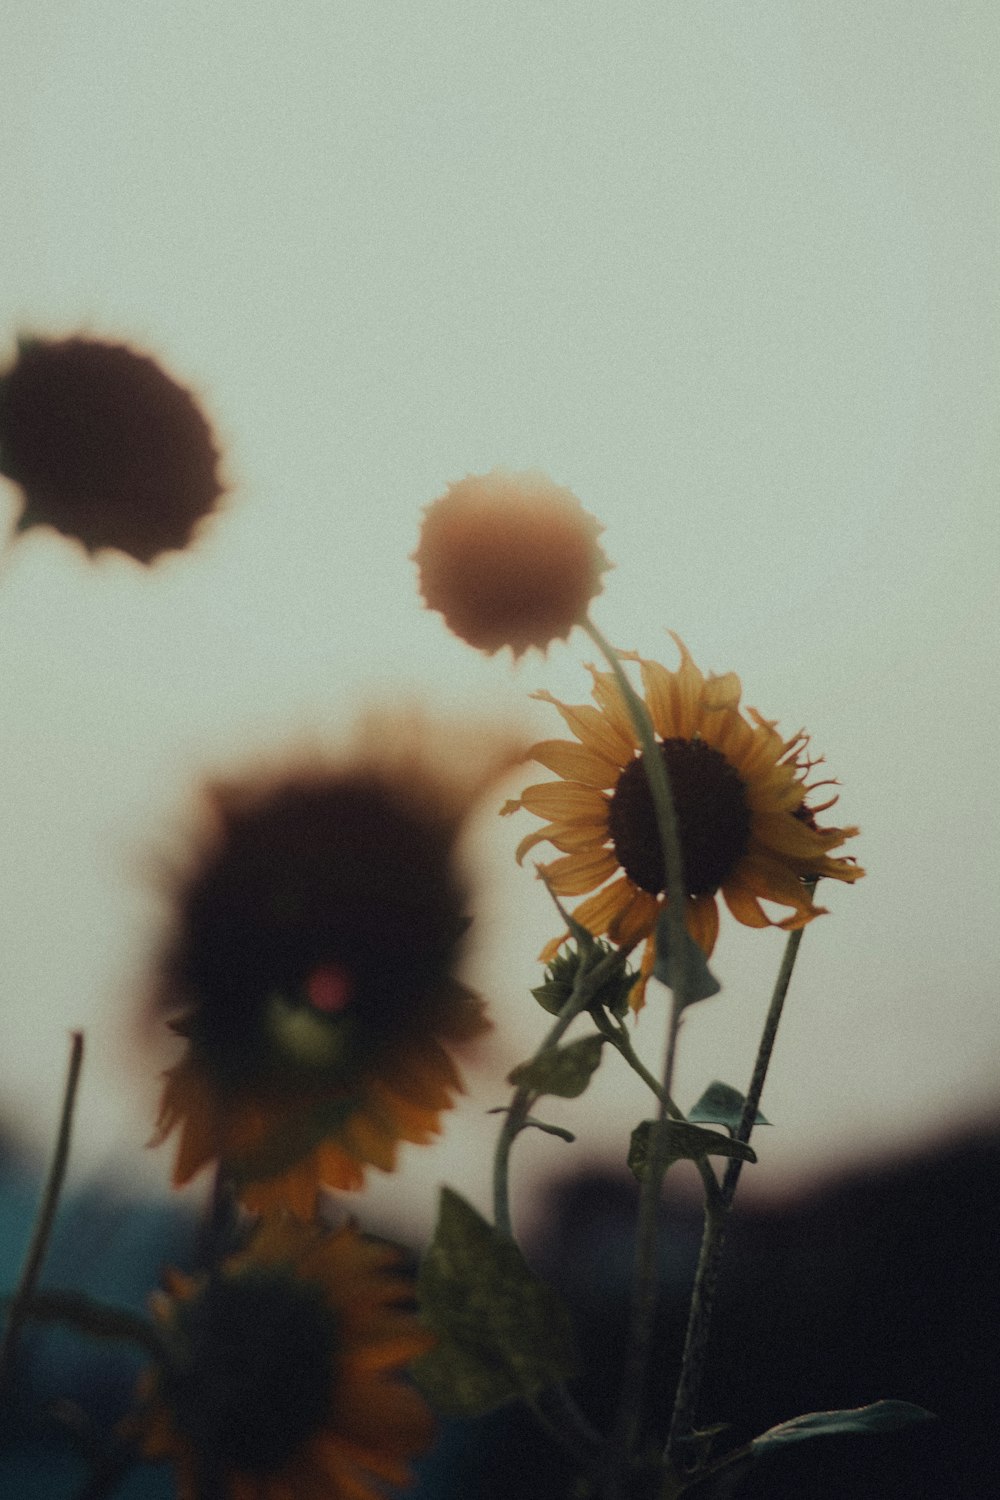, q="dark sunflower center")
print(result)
[607,738,752,897]
[167,1267,338,1476]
